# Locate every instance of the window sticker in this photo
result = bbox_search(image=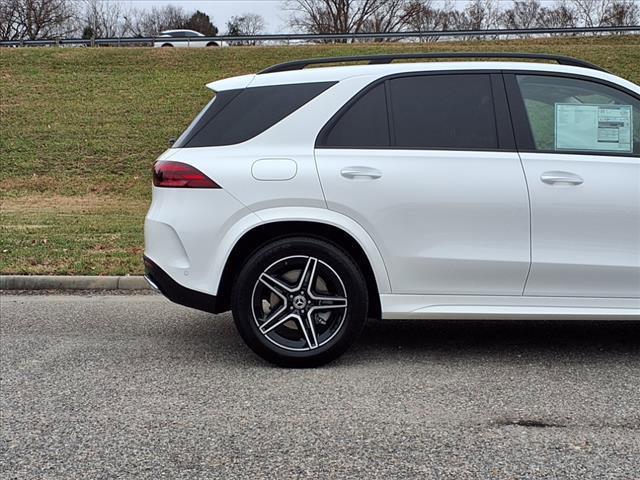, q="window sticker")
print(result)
[555,104,633,153]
